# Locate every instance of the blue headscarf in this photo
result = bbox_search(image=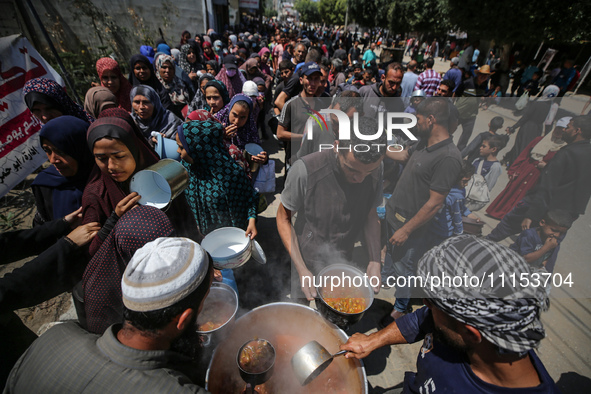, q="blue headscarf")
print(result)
[32,116,94,221]
[156,43,172,56]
